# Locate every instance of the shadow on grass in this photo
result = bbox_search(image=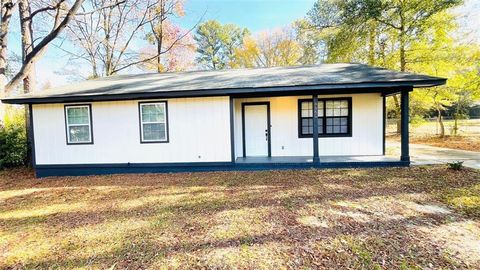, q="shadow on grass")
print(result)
[17,211,466,269]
